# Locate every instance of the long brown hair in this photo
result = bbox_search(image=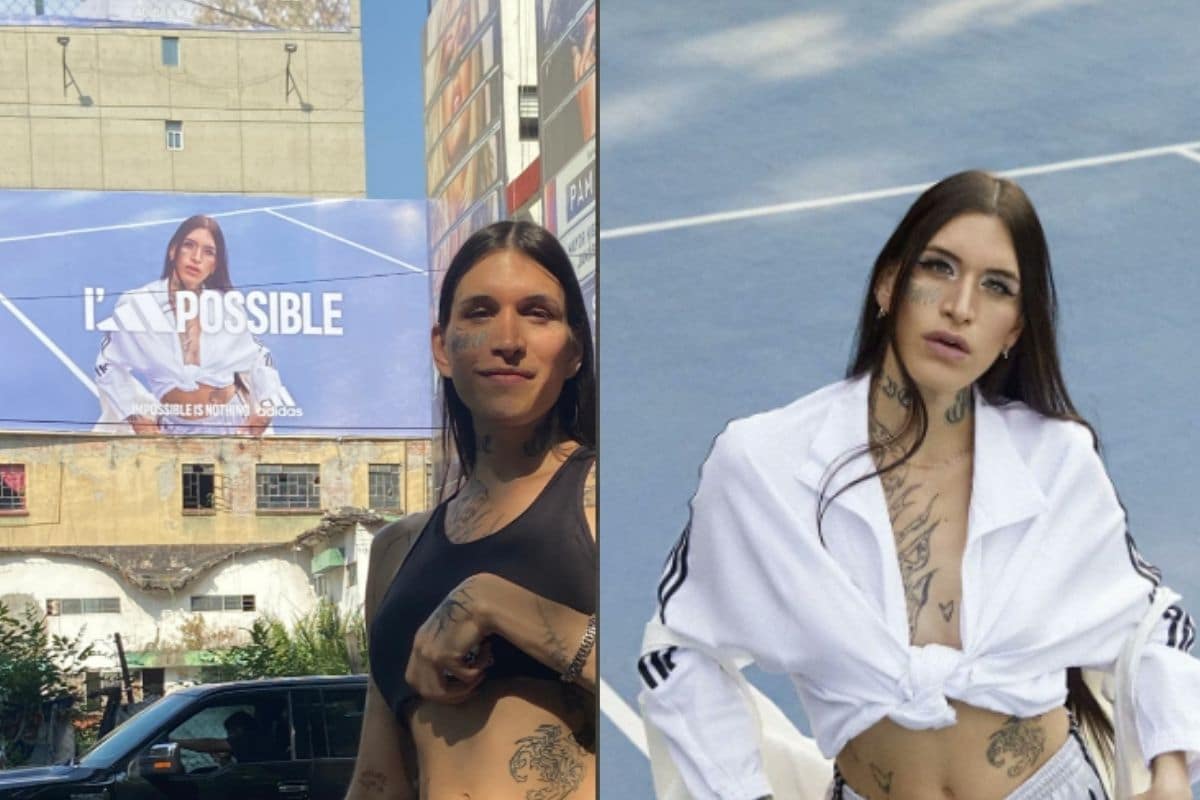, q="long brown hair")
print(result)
[823,170,1114,760]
